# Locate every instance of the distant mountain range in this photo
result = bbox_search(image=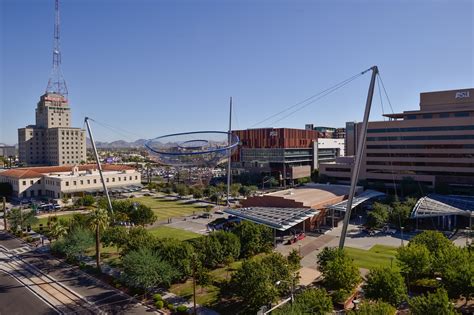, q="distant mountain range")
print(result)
[86,138,148,149]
